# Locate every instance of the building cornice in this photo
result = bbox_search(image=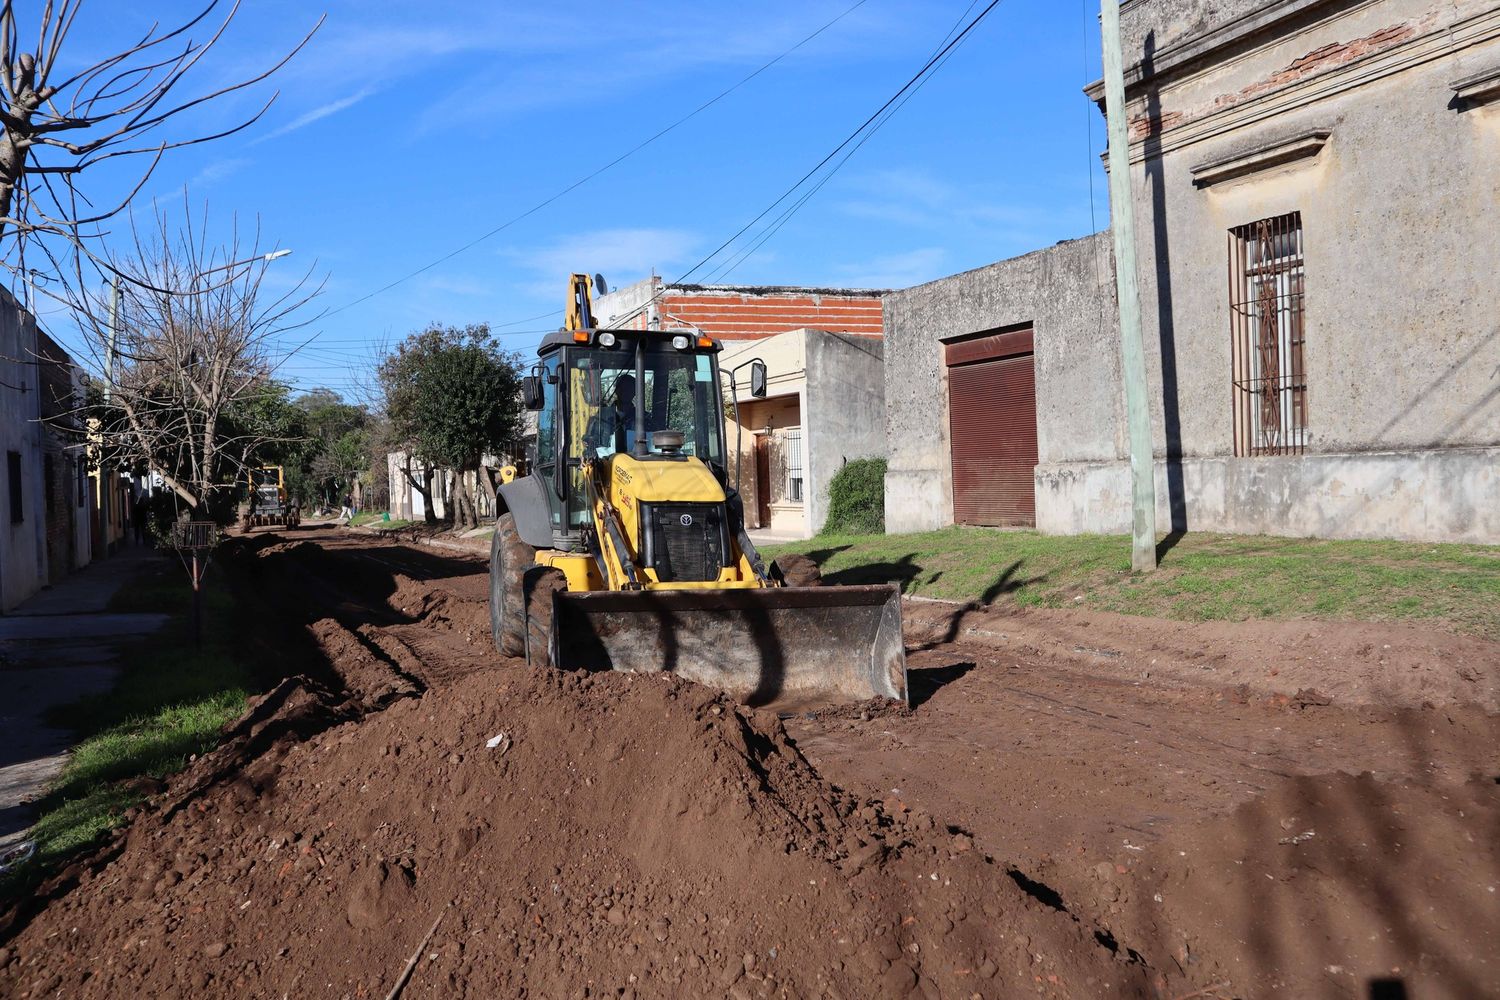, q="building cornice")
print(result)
[1190,128,1332,186]
[1085,0,1363,102]
[1122,6,1500,164]
[1451,63,1500,107]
